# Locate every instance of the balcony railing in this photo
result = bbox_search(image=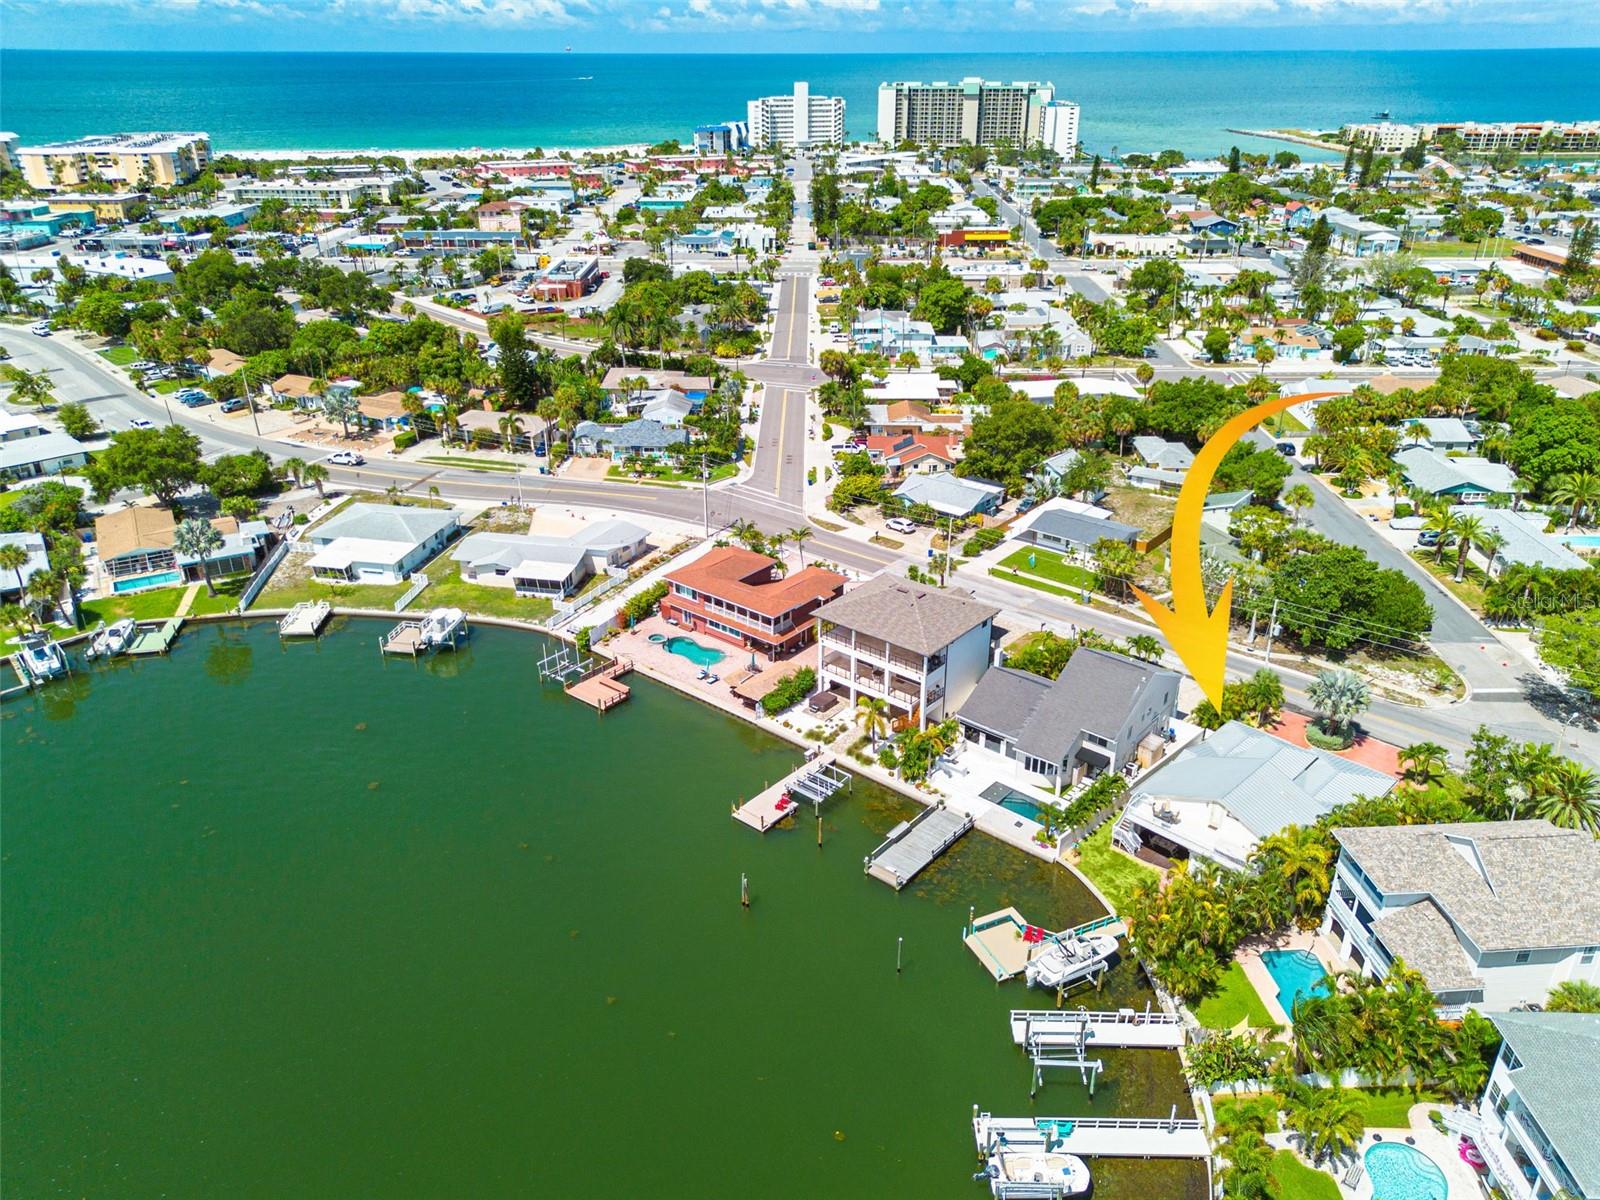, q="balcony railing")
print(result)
[1477,1115,1539,1200]
[821,631,924,676]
